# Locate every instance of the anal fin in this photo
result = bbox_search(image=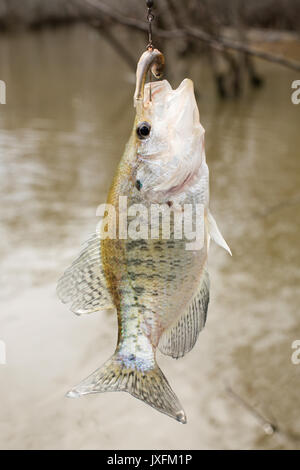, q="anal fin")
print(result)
[159,270,210,359]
